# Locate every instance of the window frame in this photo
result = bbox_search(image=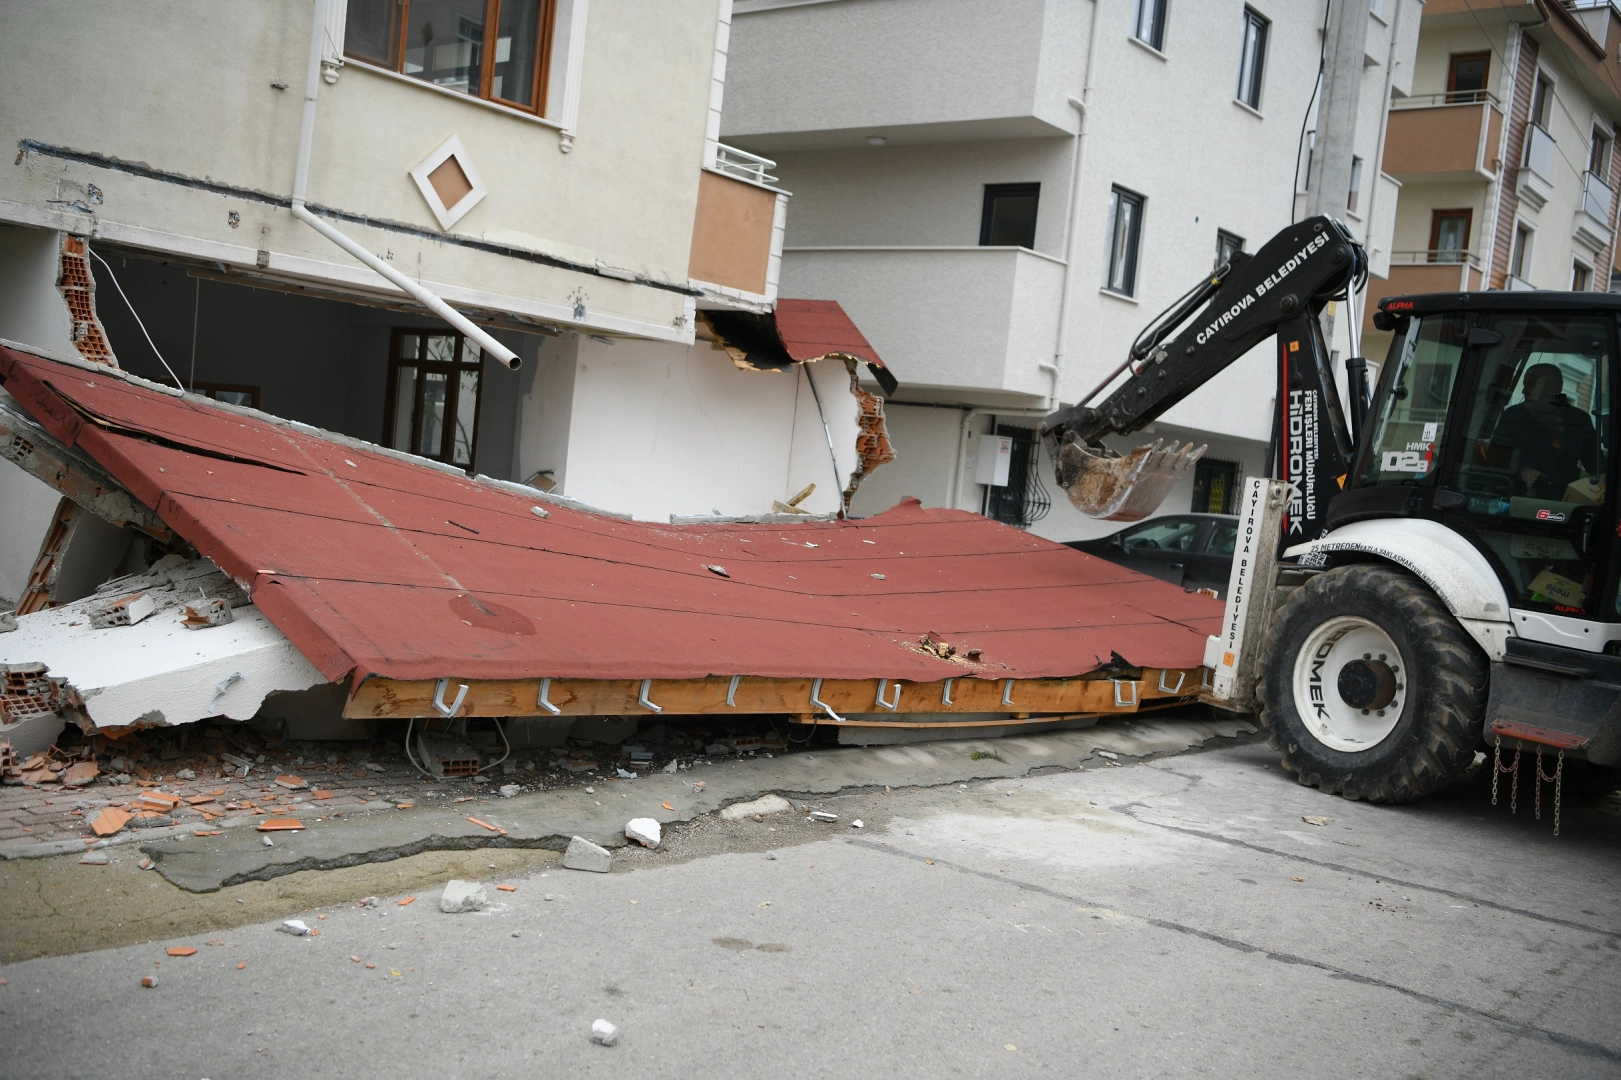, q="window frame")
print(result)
[1590,124,1613,177]
[1105,186,1146,297]
[1236,8,1269,111]
[1428,209,1472,263]
[979,183,1041,249]
[344,0,558,117]
[1214,229,1245,271]
[1531,71,1555,130]
[1573,261,1593,292]
[1510,221,1534,281]
[1132,0,1169,52]
[1445,51,1491,104]
[382,327,487,468]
